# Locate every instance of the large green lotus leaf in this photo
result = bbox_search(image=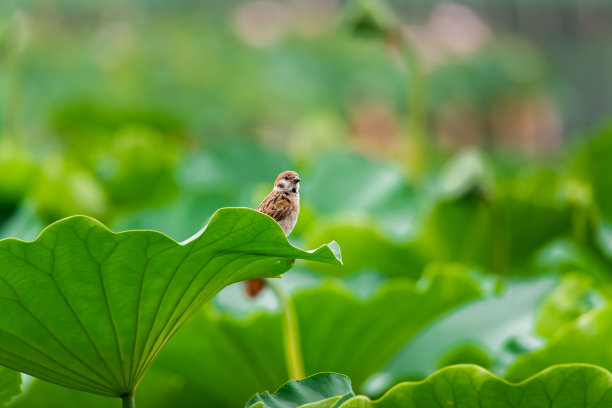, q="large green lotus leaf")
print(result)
[506,306,612,382]
[0,366,21,406]
[249,365,612,408]
[149,266,481,407]
[0,208,341,398]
